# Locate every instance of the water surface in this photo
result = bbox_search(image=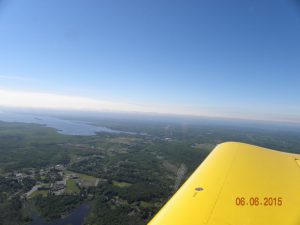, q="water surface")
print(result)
[0,111,127,135]
[29,203,90,225]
